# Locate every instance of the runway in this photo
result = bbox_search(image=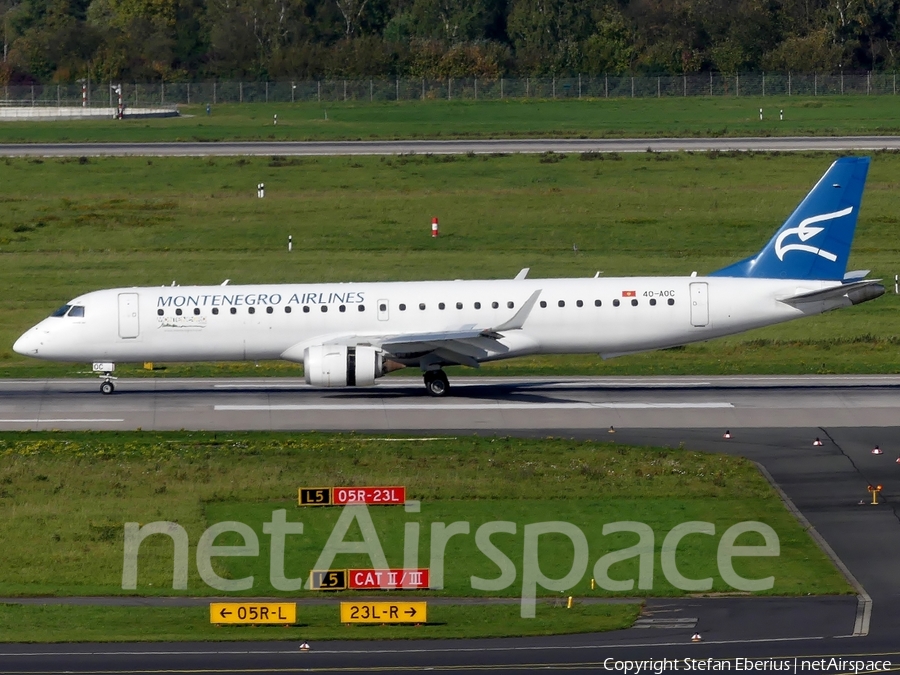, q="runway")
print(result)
[2,136,900,157]
[3,378,900,673]
[1,374,898,431]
